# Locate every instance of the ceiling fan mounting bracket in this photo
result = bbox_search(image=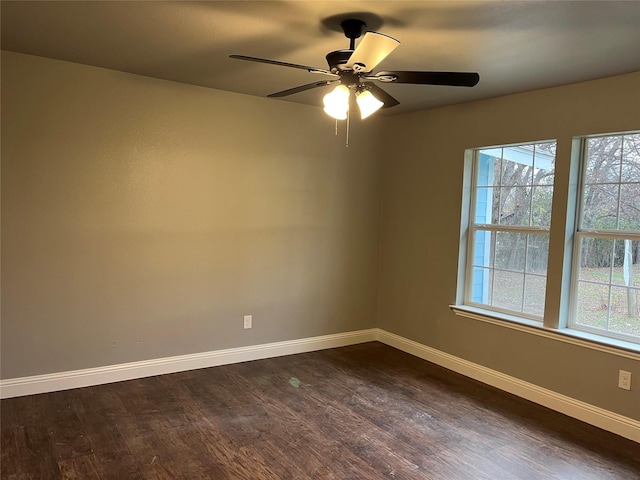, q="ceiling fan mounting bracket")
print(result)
[340,19,366,39]
[340,19,367,50]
